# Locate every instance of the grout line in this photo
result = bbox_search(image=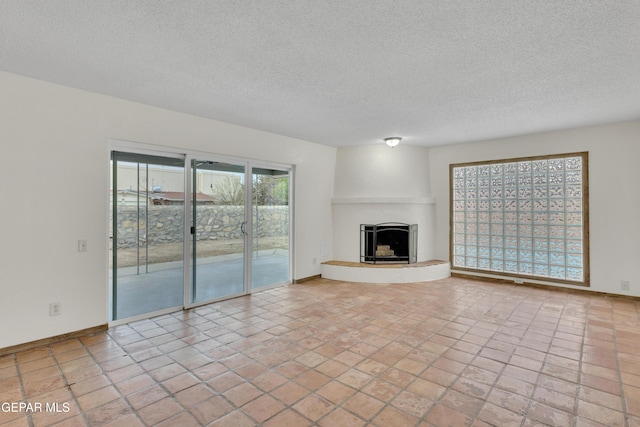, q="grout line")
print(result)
[3,277,639,426]
[610,300,631,427]
[13,353,34,427]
